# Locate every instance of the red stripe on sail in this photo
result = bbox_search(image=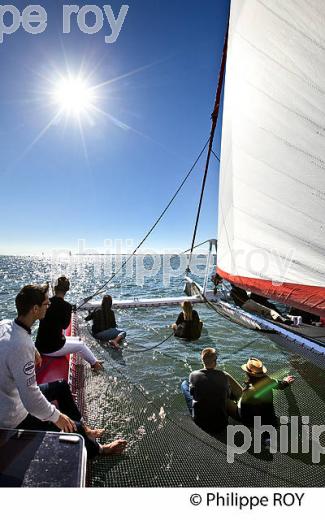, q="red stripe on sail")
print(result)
[217,268,325,318]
